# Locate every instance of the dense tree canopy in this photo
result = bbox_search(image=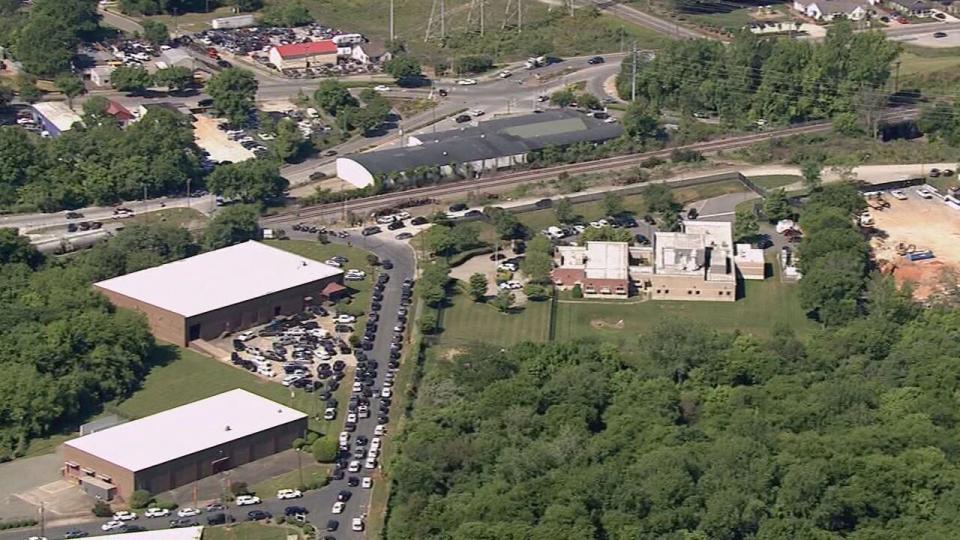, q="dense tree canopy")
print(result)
[0,107,202,212]
[206,159,288,202]
[389,279,960,538]
[619,23,900,127]
[0,224,202,458]
[206,68,259,126]
[11,0,100,76]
